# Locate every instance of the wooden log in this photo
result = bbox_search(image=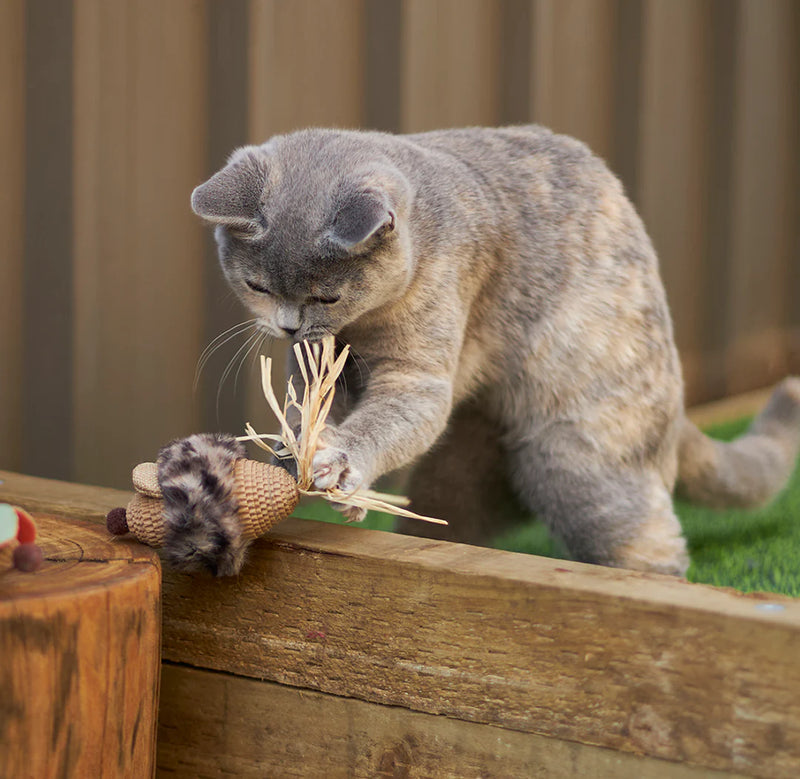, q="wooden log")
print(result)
[0,510,161,778]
